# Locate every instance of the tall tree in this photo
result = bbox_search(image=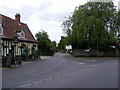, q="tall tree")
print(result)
[63,2,118,52]
[35,30,55,56]
[57,36,67,52]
